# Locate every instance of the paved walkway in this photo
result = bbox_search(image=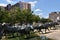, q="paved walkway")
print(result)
[44,30,60,40]
[36,29,60,40]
